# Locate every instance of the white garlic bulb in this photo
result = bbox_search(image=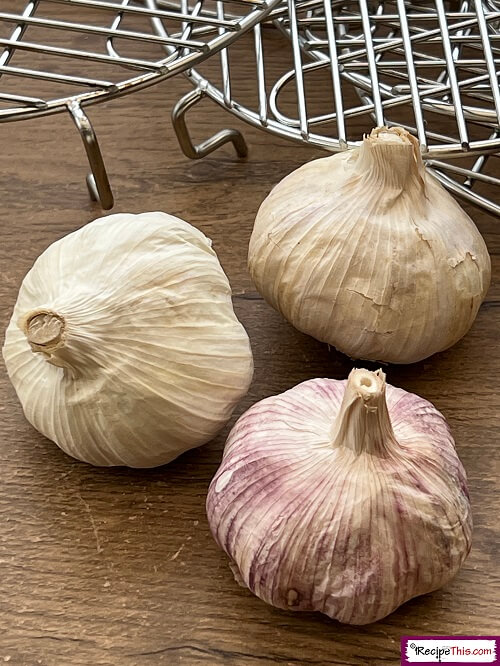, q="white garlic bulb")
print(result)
[207,369,472,625]
[3,212,253,468]
[248,127,490,363]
